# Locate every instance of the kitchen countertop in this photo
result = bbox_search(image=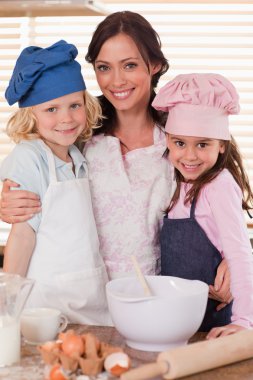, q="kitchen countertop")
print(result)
[1,325,253,380]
